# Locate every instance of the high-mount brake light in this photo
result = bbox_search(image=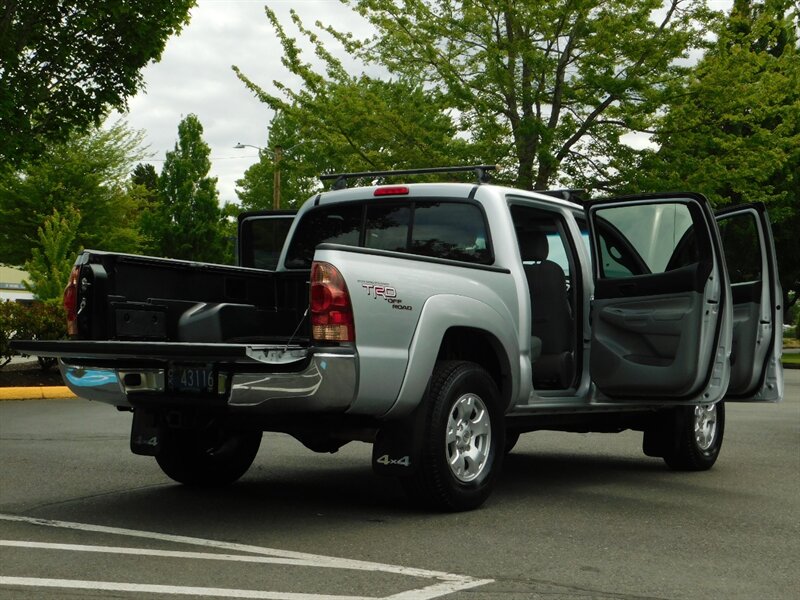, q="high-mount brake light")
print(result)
[374,186,409,197]
[63,266,80,336]
[310,261,355,343]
